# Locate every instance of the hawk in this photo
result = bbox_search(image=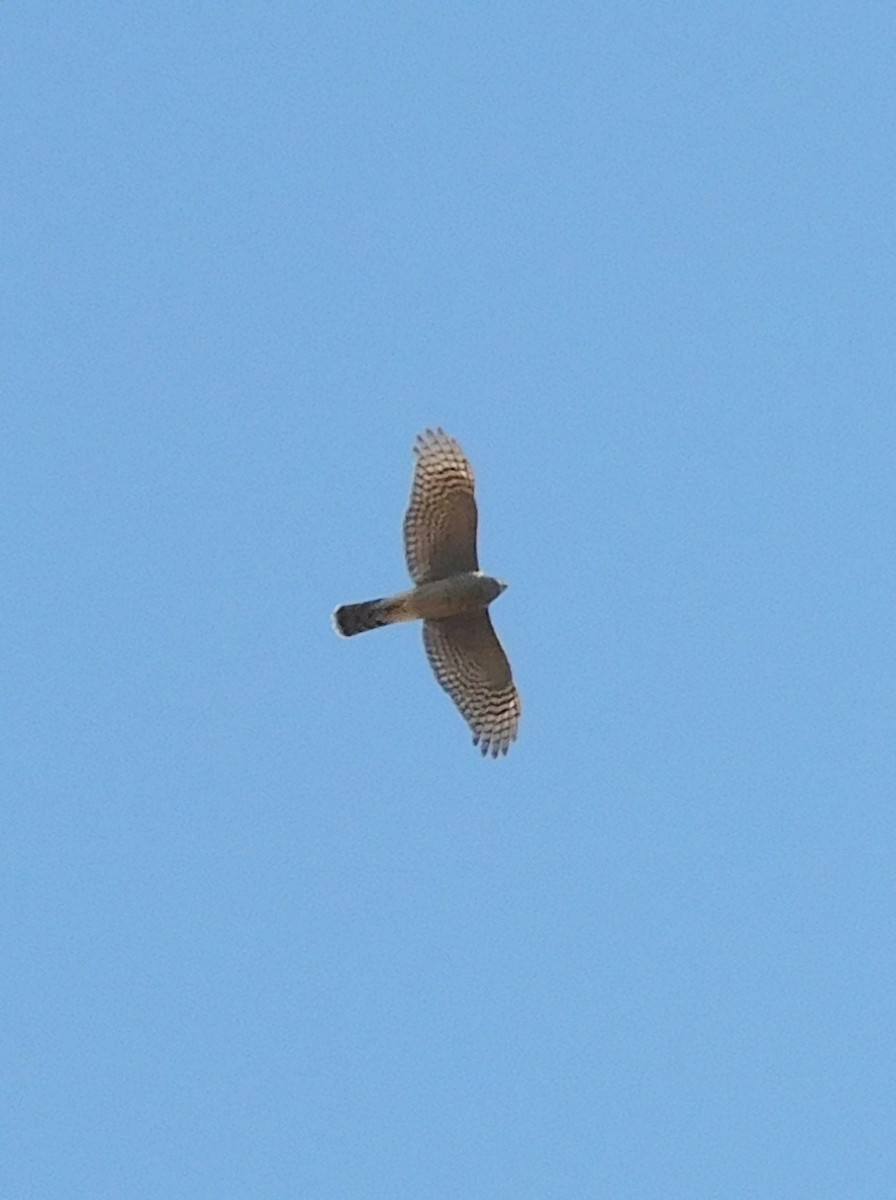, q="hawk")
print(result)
[333,429,520,756]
